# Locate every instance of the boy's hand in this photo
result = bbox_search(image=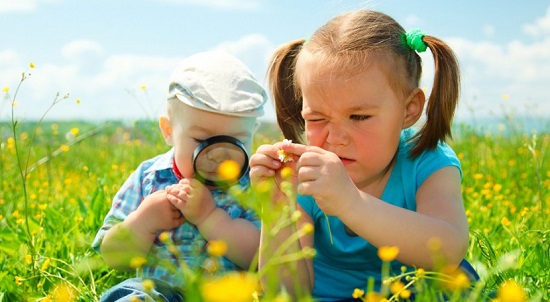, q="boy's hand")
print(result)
[128,190,186,238]
[165,179,216,226]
